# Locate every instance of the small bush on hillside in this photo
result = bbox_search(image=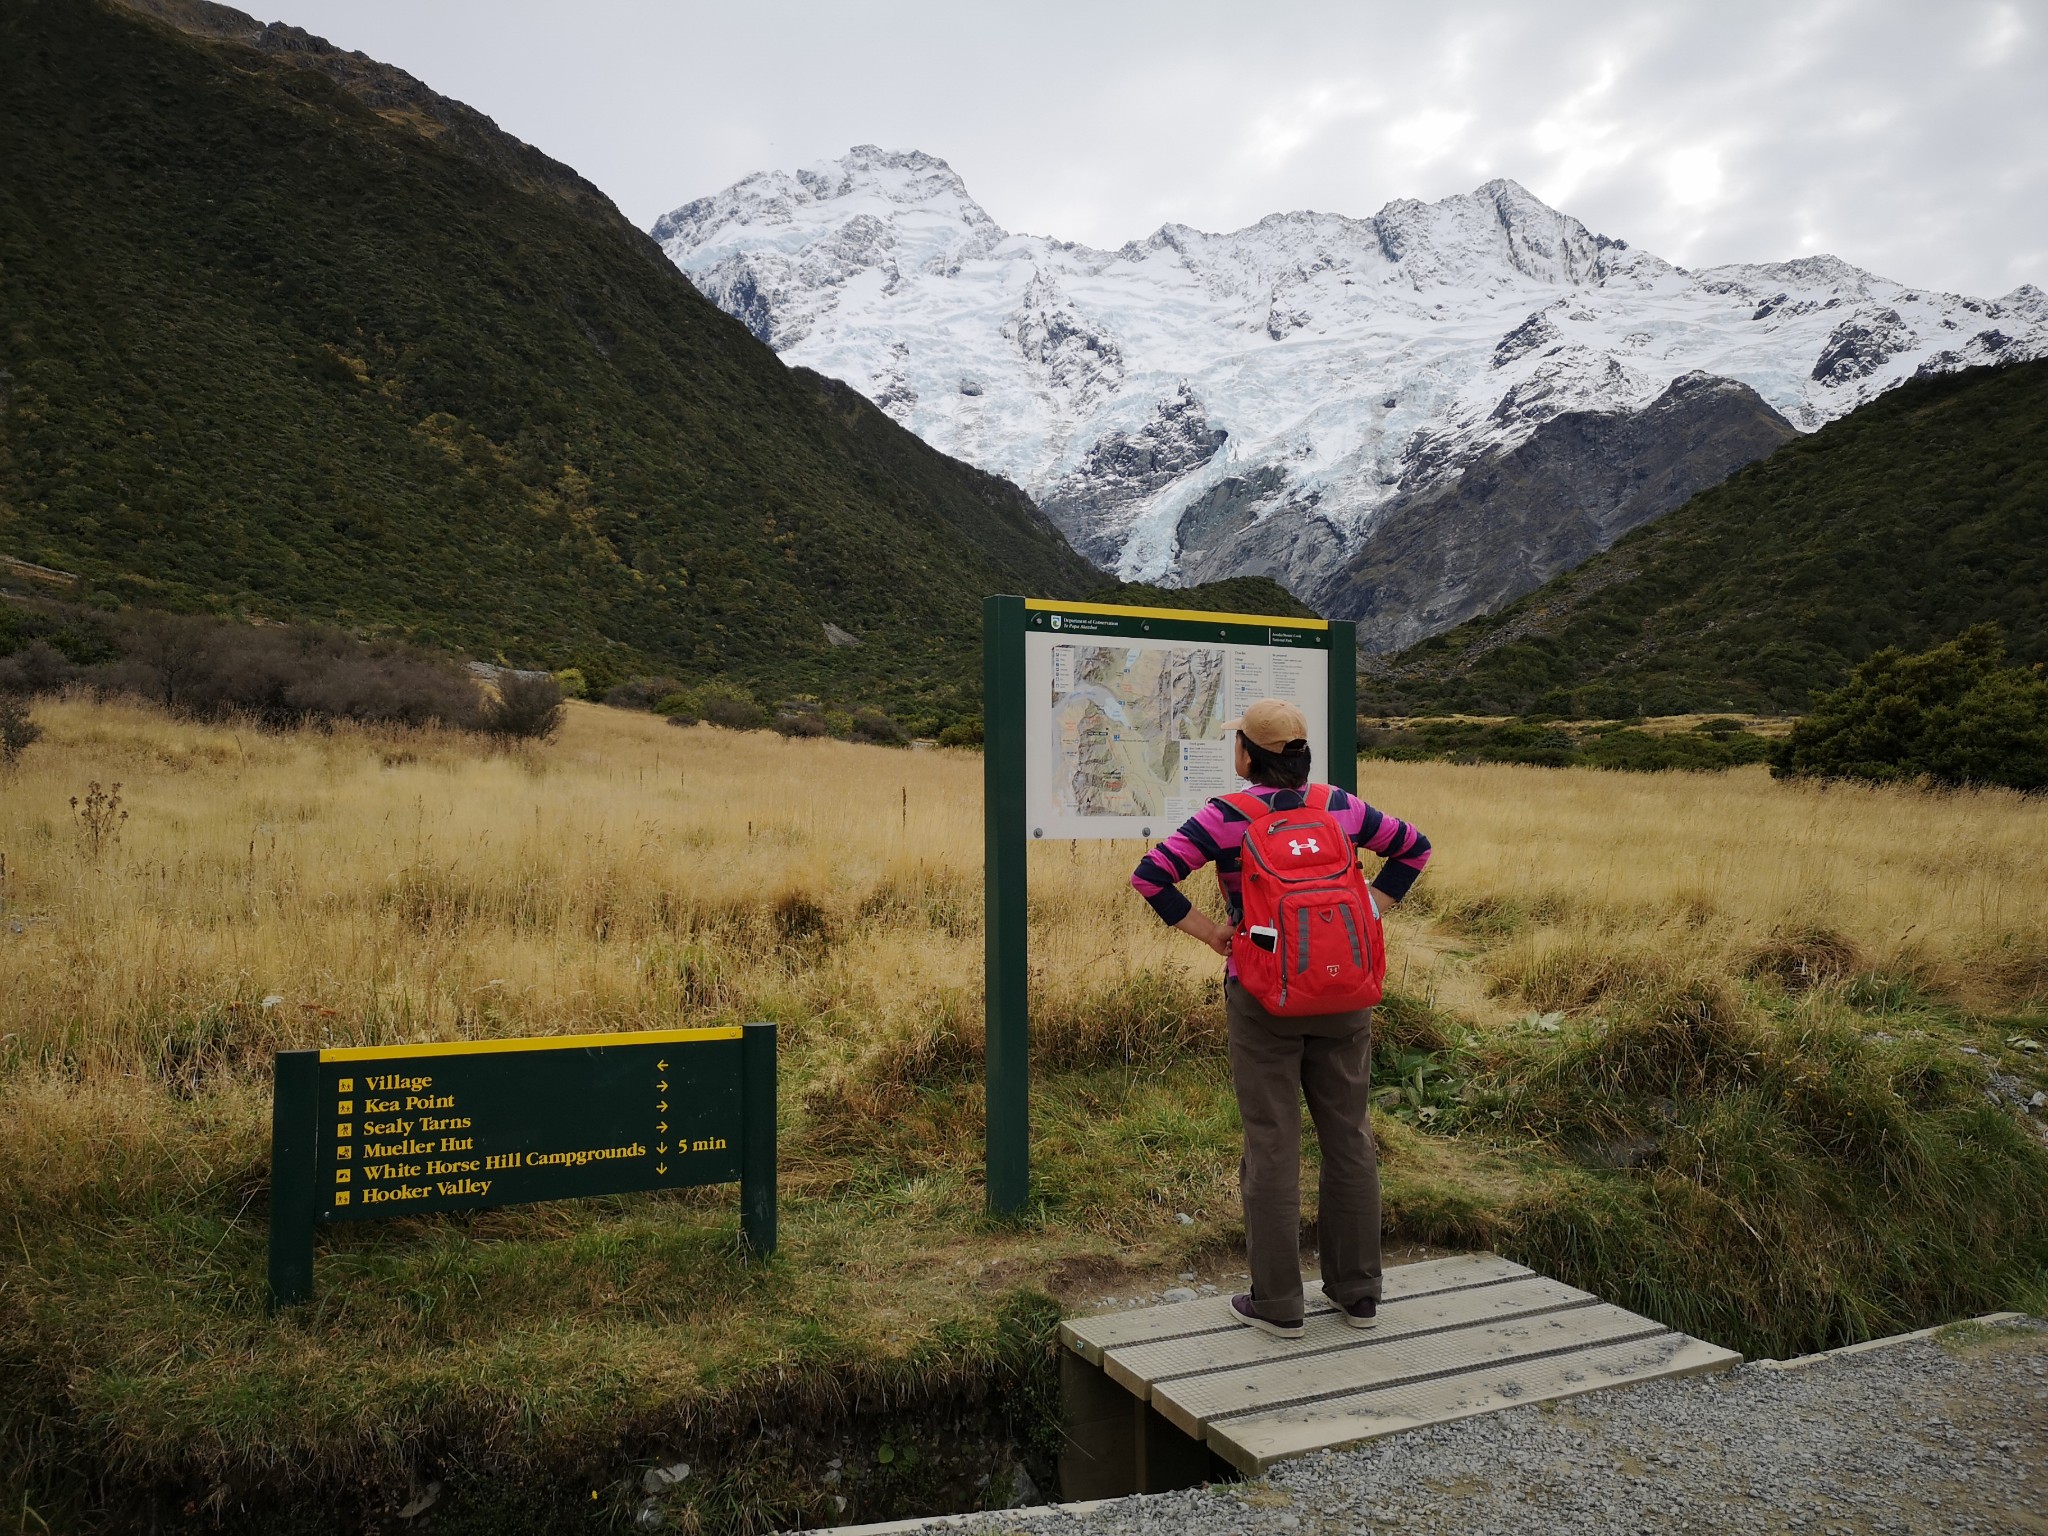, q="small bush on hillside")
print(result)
[656,681,766,732]
[1357,717,1772,772]
[1577,727,1770,772]
[0,697,41,765]
[0,640,75,695]
[937,718,983,749]
[604,675,683,711]
[700,695,767,731]
[113,614,481,729]
[772,700,833,739]
[849,708,910,747]
[479,672,564,740]
[0,603,119,667]
[1773,625,2048,790]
